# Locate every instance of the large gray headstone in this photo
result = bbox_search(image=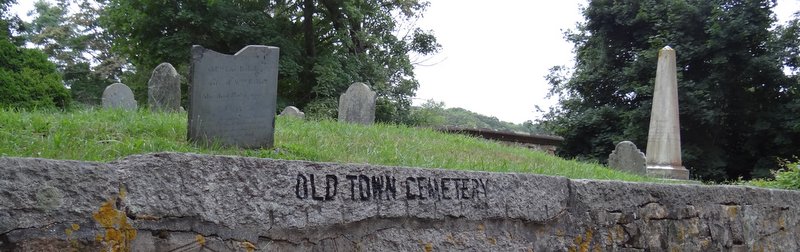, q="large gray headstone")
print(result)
[101,83,137,110]
[147,62,181,112]
[608,141,646,175]
[279,106,305,119]
[188,45,280,148]
[338,82,376,124]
